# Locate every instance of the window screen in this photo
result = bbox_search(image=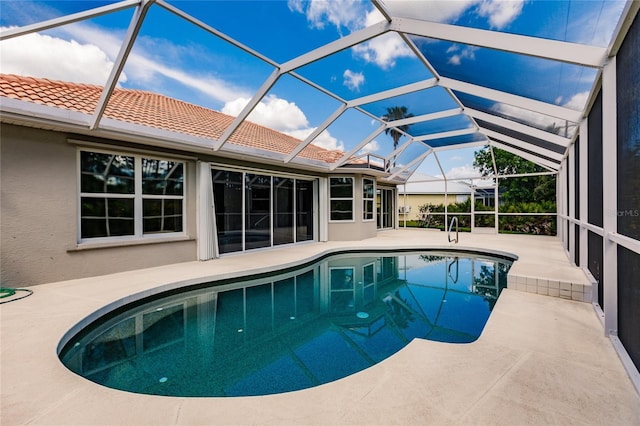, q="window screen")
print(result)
[616,11,640,241]
[588,90,603,228]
